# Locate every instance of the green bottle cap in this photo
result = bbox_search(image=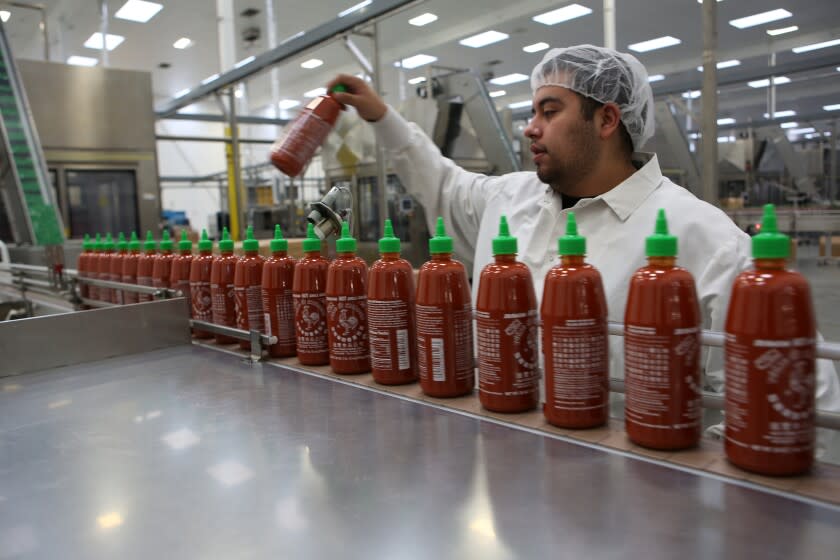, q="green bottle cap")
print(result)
[218,227,234,253]
[335,221,357,253]
[559,212,586,256]
[378,219,401,254]
[128,231,141,251]
[143,231,157,253]
[270,224,288,252]
[198,229,213,252]
[82,233,92,251]
[302,223,321,252]
[646,209,678,257]
[103,233,115,251]
[752,203,789,259]
[331,84,347,94]
[429,216,453,254]
[159,230,173,252]
[492,215,517,255]
[116,232,128,252]
[178,230,193,252]
[243,226,259,252]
